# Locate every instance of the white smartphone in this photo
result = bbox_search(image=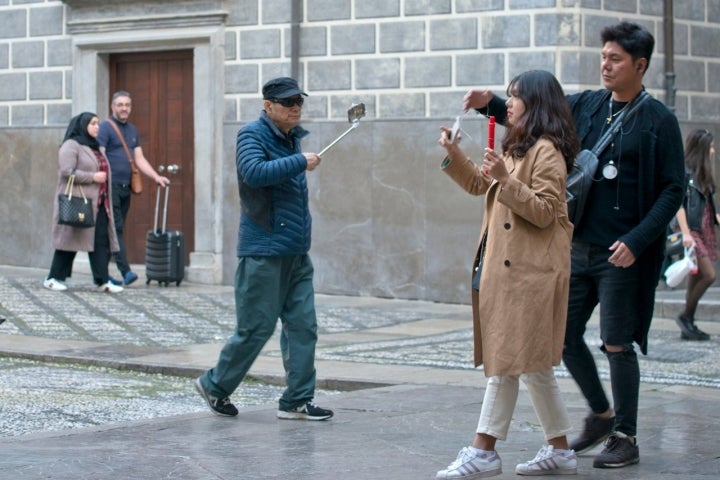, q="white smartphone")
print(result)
[450,116,461,142]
